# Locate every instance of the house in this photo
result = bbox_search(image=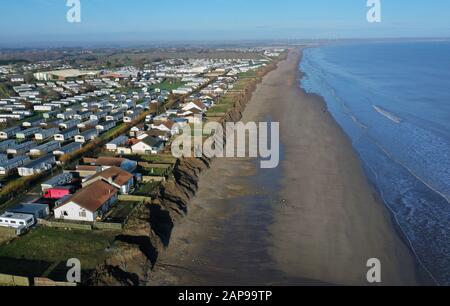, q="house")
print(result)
[53,180,118,222]
[151,120,179,136]
[123,112,139,123]
[53,141,82,156]
[182,101,207,113]
[83,166,134,194]
[29,140,61,156]
[54,127,79,142]
[0,156,30,175]
[146,129,170,141]
[129,124,145,137]
[106,135,129,151]
[73,165,101,178]
[17,154,56,177]
[0,126,22,140]
[35,128,59,141]
[75,129,98,143]
[7,203,50,219]
[83,156,137,173]
[181,109,203,124]
[131,136,165,155]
